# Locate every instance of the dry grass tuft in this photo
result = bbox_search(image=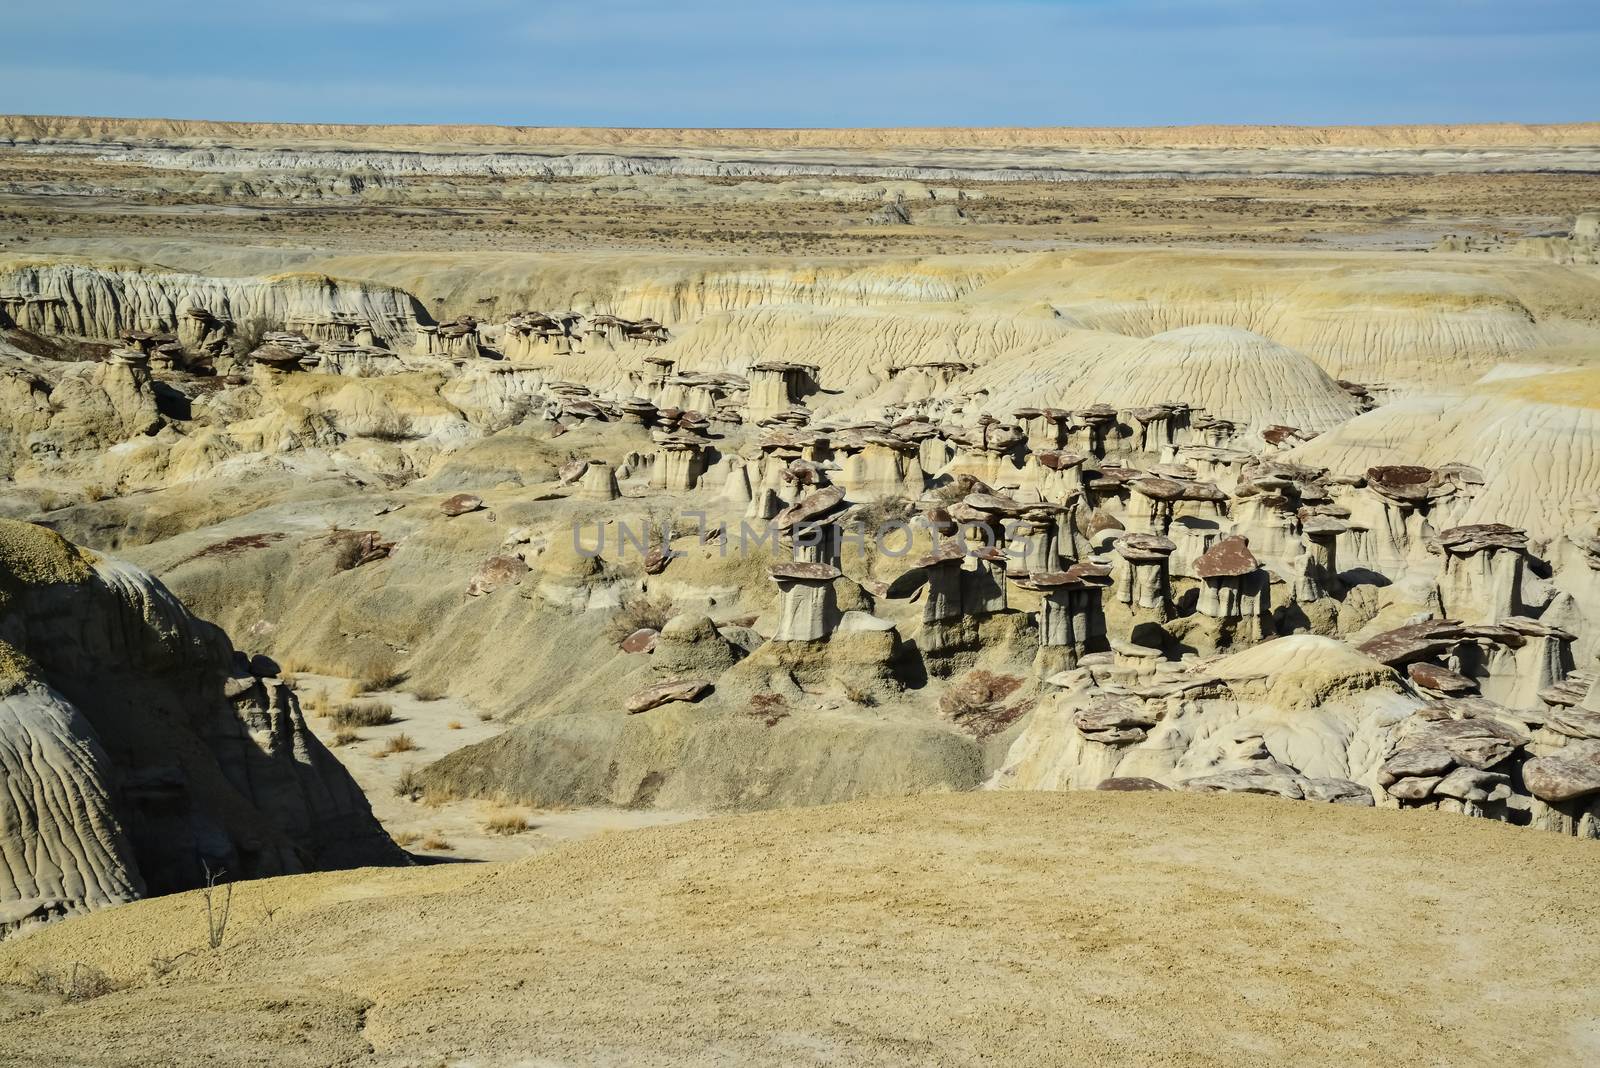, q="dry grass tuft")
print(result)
[304,689,333,718]
[843,682,878,707]
[394,766,425,800]
[331,700,395,729]
[419,834,452,851]
[447,720,463,730]
[378,732,419,756]
[331,728,361,747]
[484,811,532,835]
